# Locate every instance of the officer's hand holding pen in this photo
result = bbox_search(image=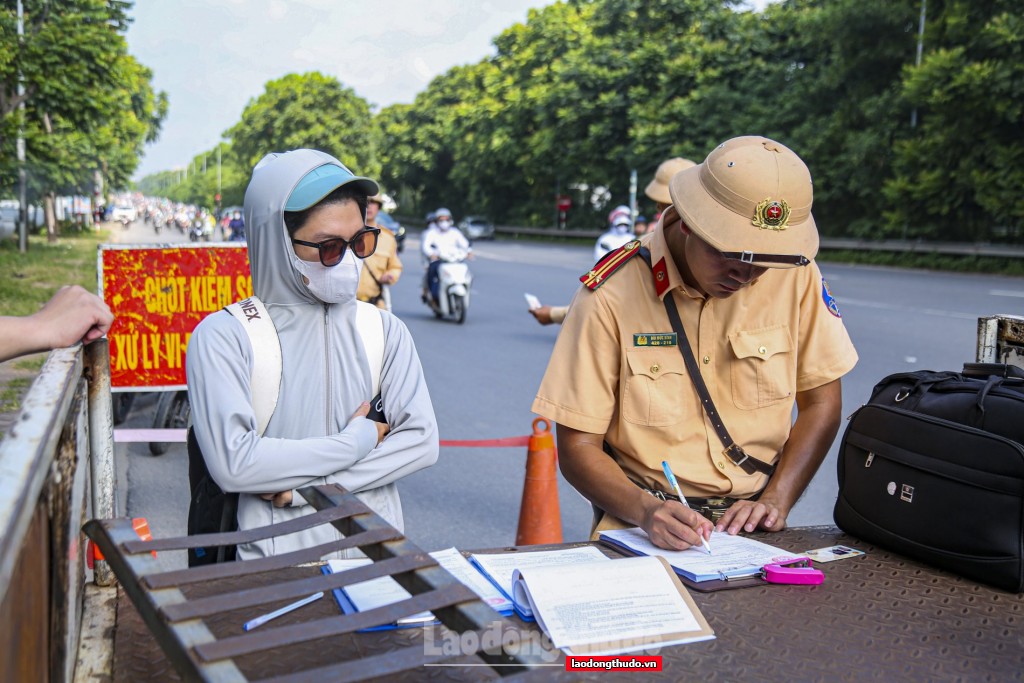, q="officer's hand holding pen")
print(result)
[641,496,714,553]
